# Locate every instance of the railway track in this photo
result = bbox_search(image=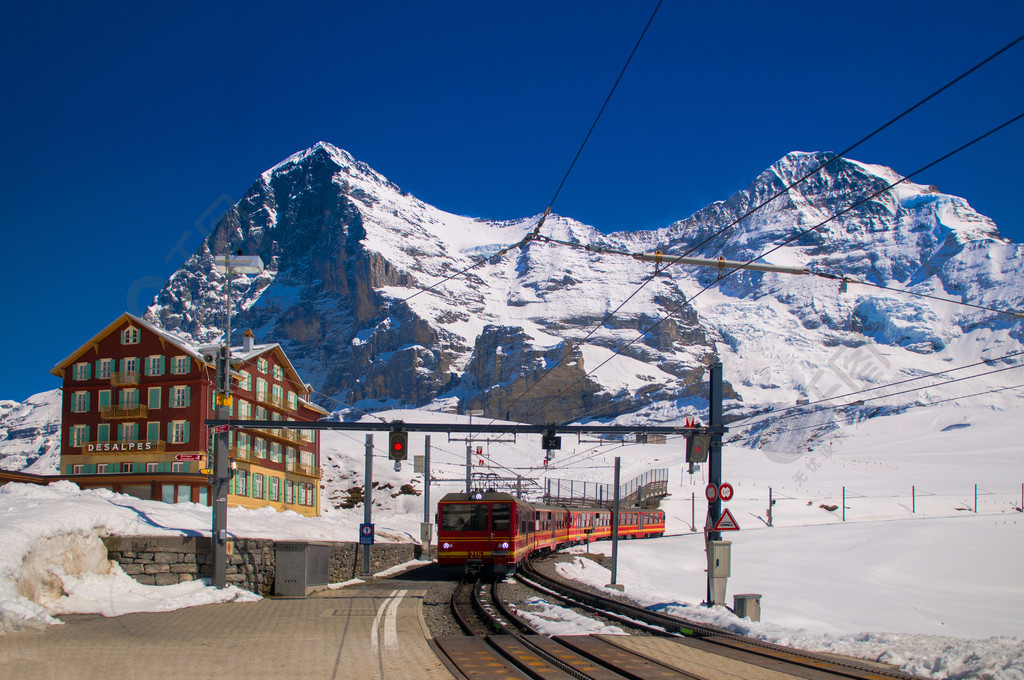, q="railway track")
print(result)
[518,557,927,680]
